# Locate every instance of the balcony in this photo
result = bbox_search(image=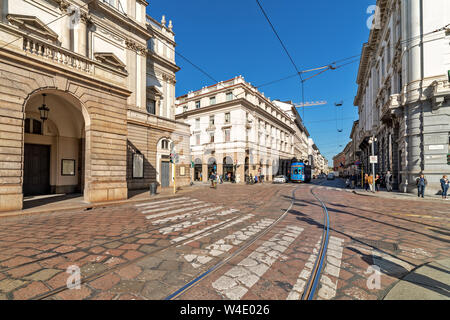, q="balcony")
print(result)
[381,93,400,123]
